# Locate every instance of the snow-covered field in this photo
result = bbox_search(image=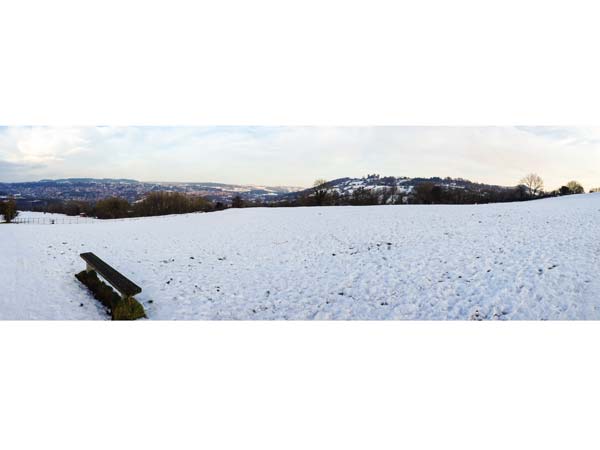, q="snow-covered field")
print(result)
[1,194,599,319]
